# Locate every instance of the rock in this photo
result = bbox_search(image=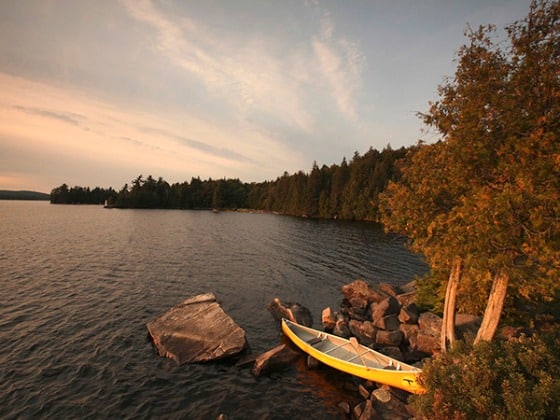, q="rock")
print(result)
[418,312,442,336]
[348,306,369,321]
[405,351,427,364]
[375,330,404,347]
[350,296,369,310]
[146,293,247,364]
[321,307,336,331]
[399,280,416,294]
[306,355,320,369]
[361,320,377,341]
[396,291,416,306]
[398,304,420,324]
[387,386,413,404]
[369,288,391,304]
[373,386,412,420]
[342,280,375,303]
[378,282,401,297]
[371,387,392,403]
[333,321,352,338]
[379,346,404,361]
[333,317,351,338]
[235,353,258,368]
[340,297,352,311]
[251,344,300,376]
[353,402,364,419]
[415,312,442,354]
[399,323,419,349]
[373,314,400,331]
[455,313,481,338]
[349,320,374,347]
[338,401,351,415]
[371,296,401,322]
[358,383,371,399]
[358,399,377,420]
[267,298,313,326]
[416,332,441,354]
[348,318,363,335]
